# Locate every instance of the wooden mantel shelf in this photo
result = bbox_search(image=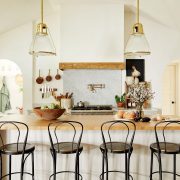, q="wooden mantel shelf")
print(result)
[59,62,125,70]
